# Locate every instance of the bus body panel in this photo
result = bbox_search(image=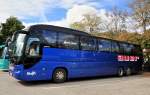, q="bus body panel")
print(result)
[9,25,143,81]
[10,47,142,81]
